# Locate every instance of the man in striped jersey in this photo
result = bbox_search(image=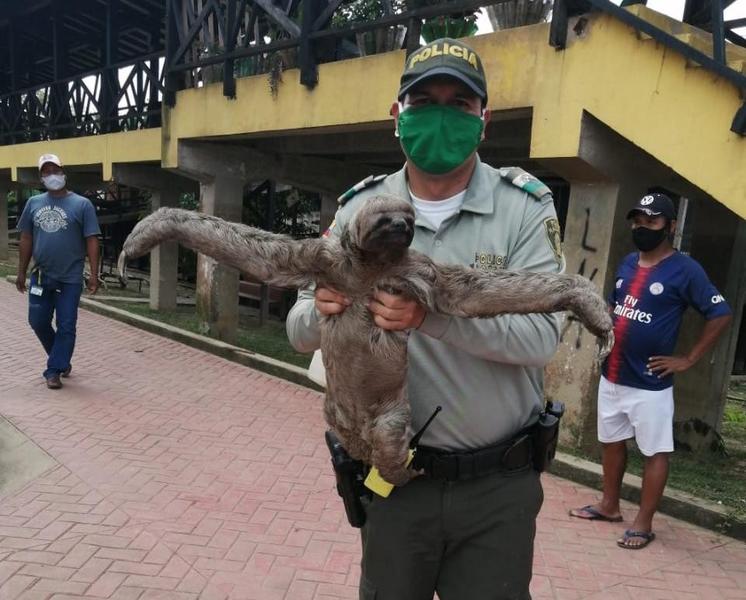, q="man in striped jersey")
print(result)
[570,192,732,549]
